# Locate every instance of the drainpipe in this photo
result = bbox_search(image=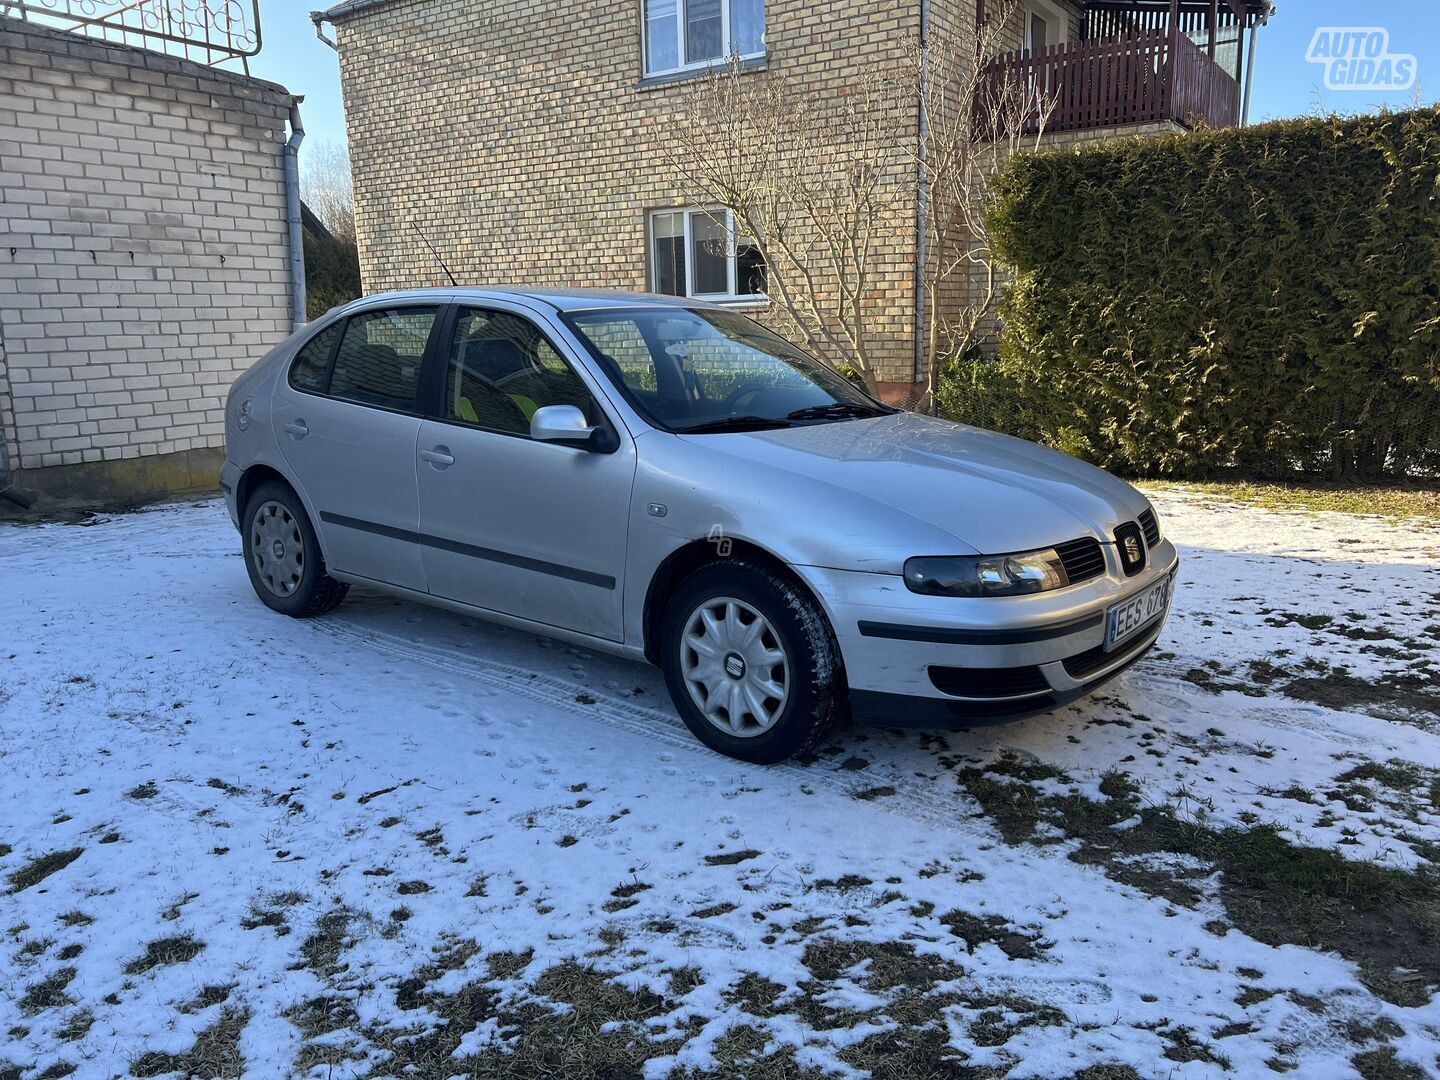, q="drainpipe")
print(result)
[284,98,308,332]
[310,0,399,48]
[913,0,931,395]
[1241,17,1261,126]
